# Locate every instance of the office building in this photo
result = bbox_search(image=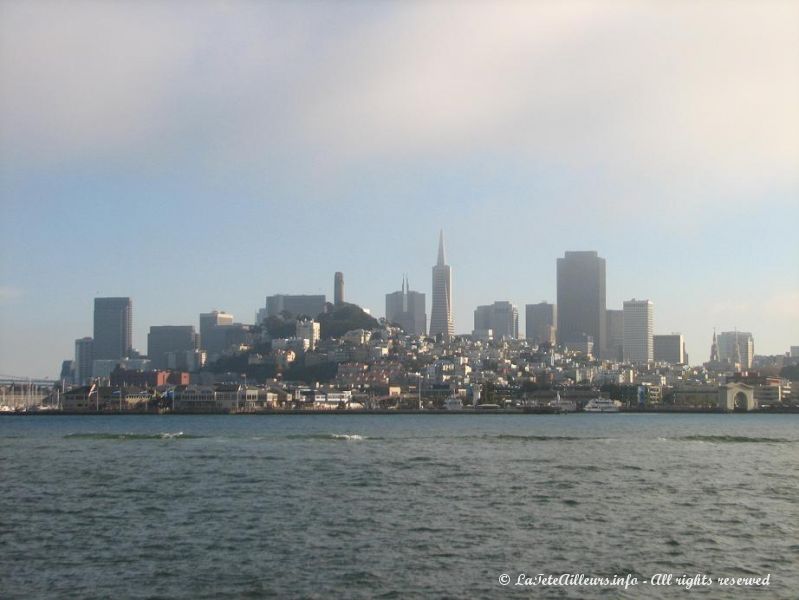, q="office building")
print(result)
[199,311,234,352]
[430,231,454,338]
[334,272,344,306]
[718,331,754,369]
[654,334,685,364]
[525,302,556,345]
[147,326,199,370]
[74,337,94,384]
[623,299,654,364]
[474,301,518,340]
[265,294,326,319]
[606,309,624,361]
[93,297,132,360]
[557,252,606,354]
[385,276,427,335]
[203,323,253,361]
